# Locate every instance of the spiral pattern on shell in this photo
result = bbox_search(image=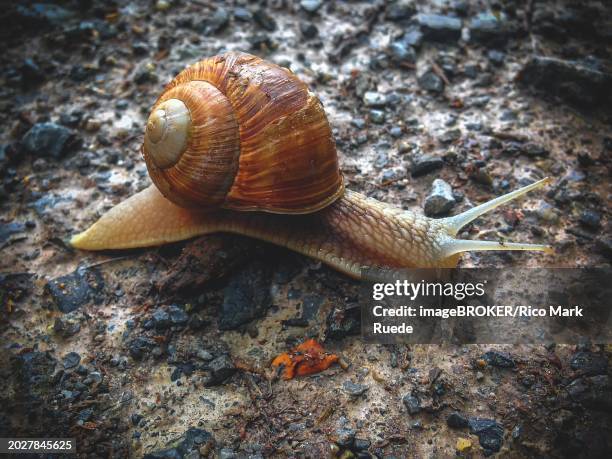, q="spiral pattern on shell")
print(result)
[142,51,344,213]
